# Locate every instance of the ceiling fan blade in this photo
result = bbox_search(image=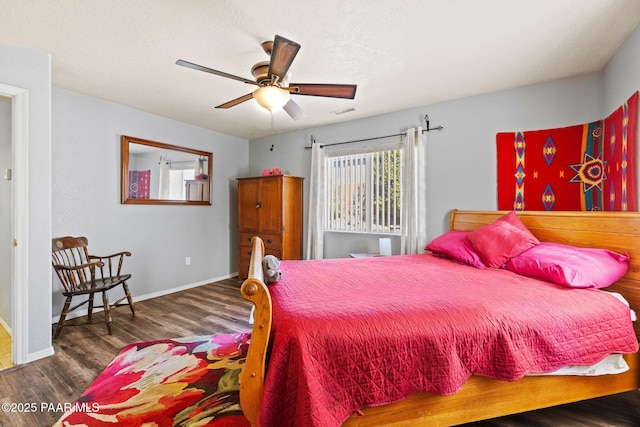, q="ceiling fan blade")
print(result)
[283,99,308,121]
[268,35,300,81]
[176,59,259,86]
[215,93,254,109]
[289,83,357,99]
